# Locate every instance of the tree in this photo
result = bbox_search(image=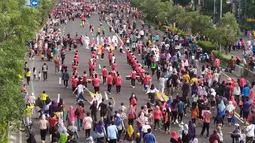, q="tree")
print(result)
[190,14,213,36]
[215,12,241,53]
[0,0,56,141]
